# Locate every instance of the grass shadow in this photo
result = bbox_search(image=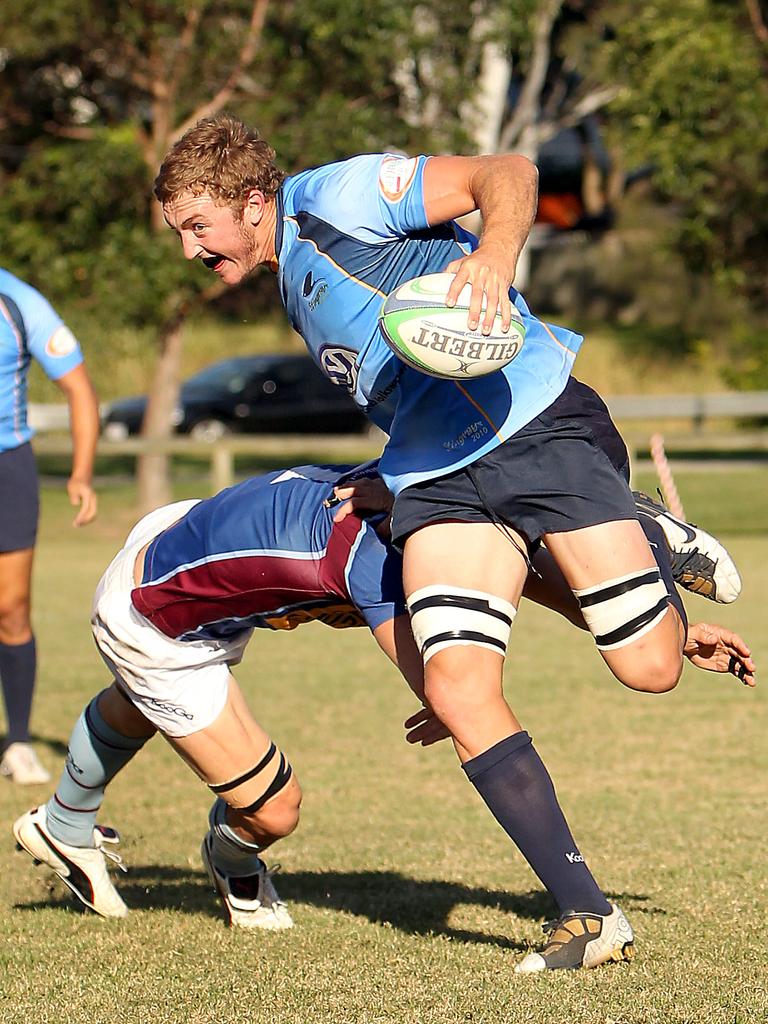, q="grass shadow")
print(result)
[22,733,69,759]
[13,864,222,921]
[282,872,661,946]
[13,863,662,948]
